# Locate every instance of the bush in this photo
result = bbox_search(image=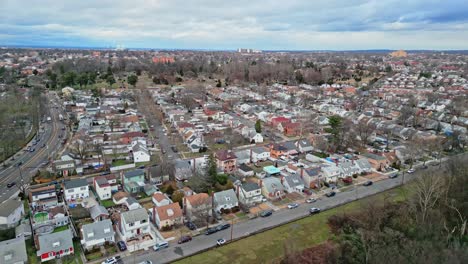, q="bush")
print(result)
[352,174,358,178]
